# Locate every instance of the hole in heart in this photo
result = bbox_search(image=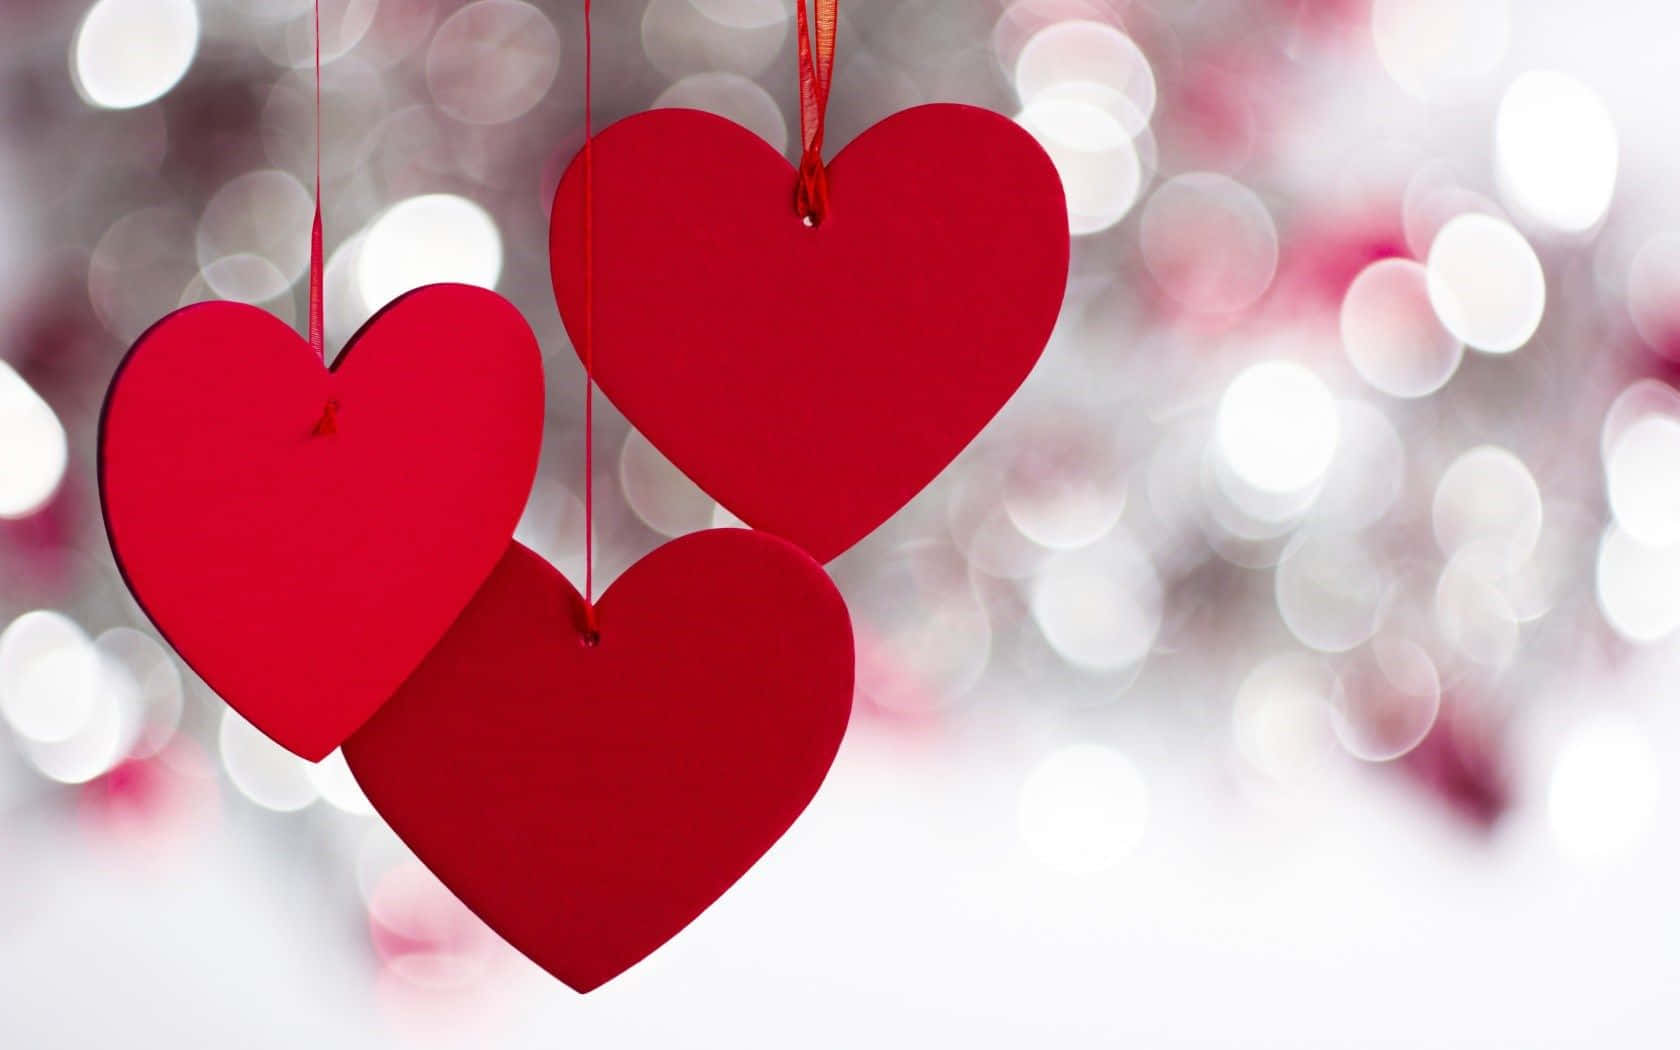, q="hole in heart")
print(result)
[311,398,341,437]
[802,214,817,228]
